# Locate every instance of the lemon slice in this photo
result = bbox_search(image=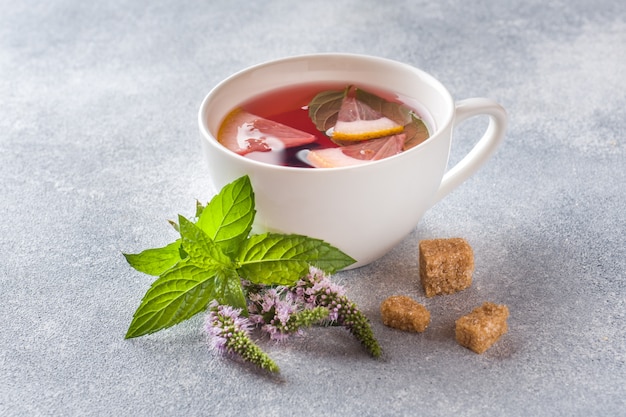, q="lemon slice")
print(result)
[331,96,404,142]
[307,134,405,168]
[218,108,316,155]
[306,148,369,168]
